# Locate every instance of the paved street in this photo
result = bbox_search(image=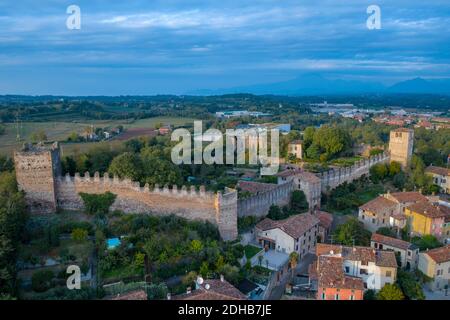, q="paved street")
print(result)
[267,253,316,300]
